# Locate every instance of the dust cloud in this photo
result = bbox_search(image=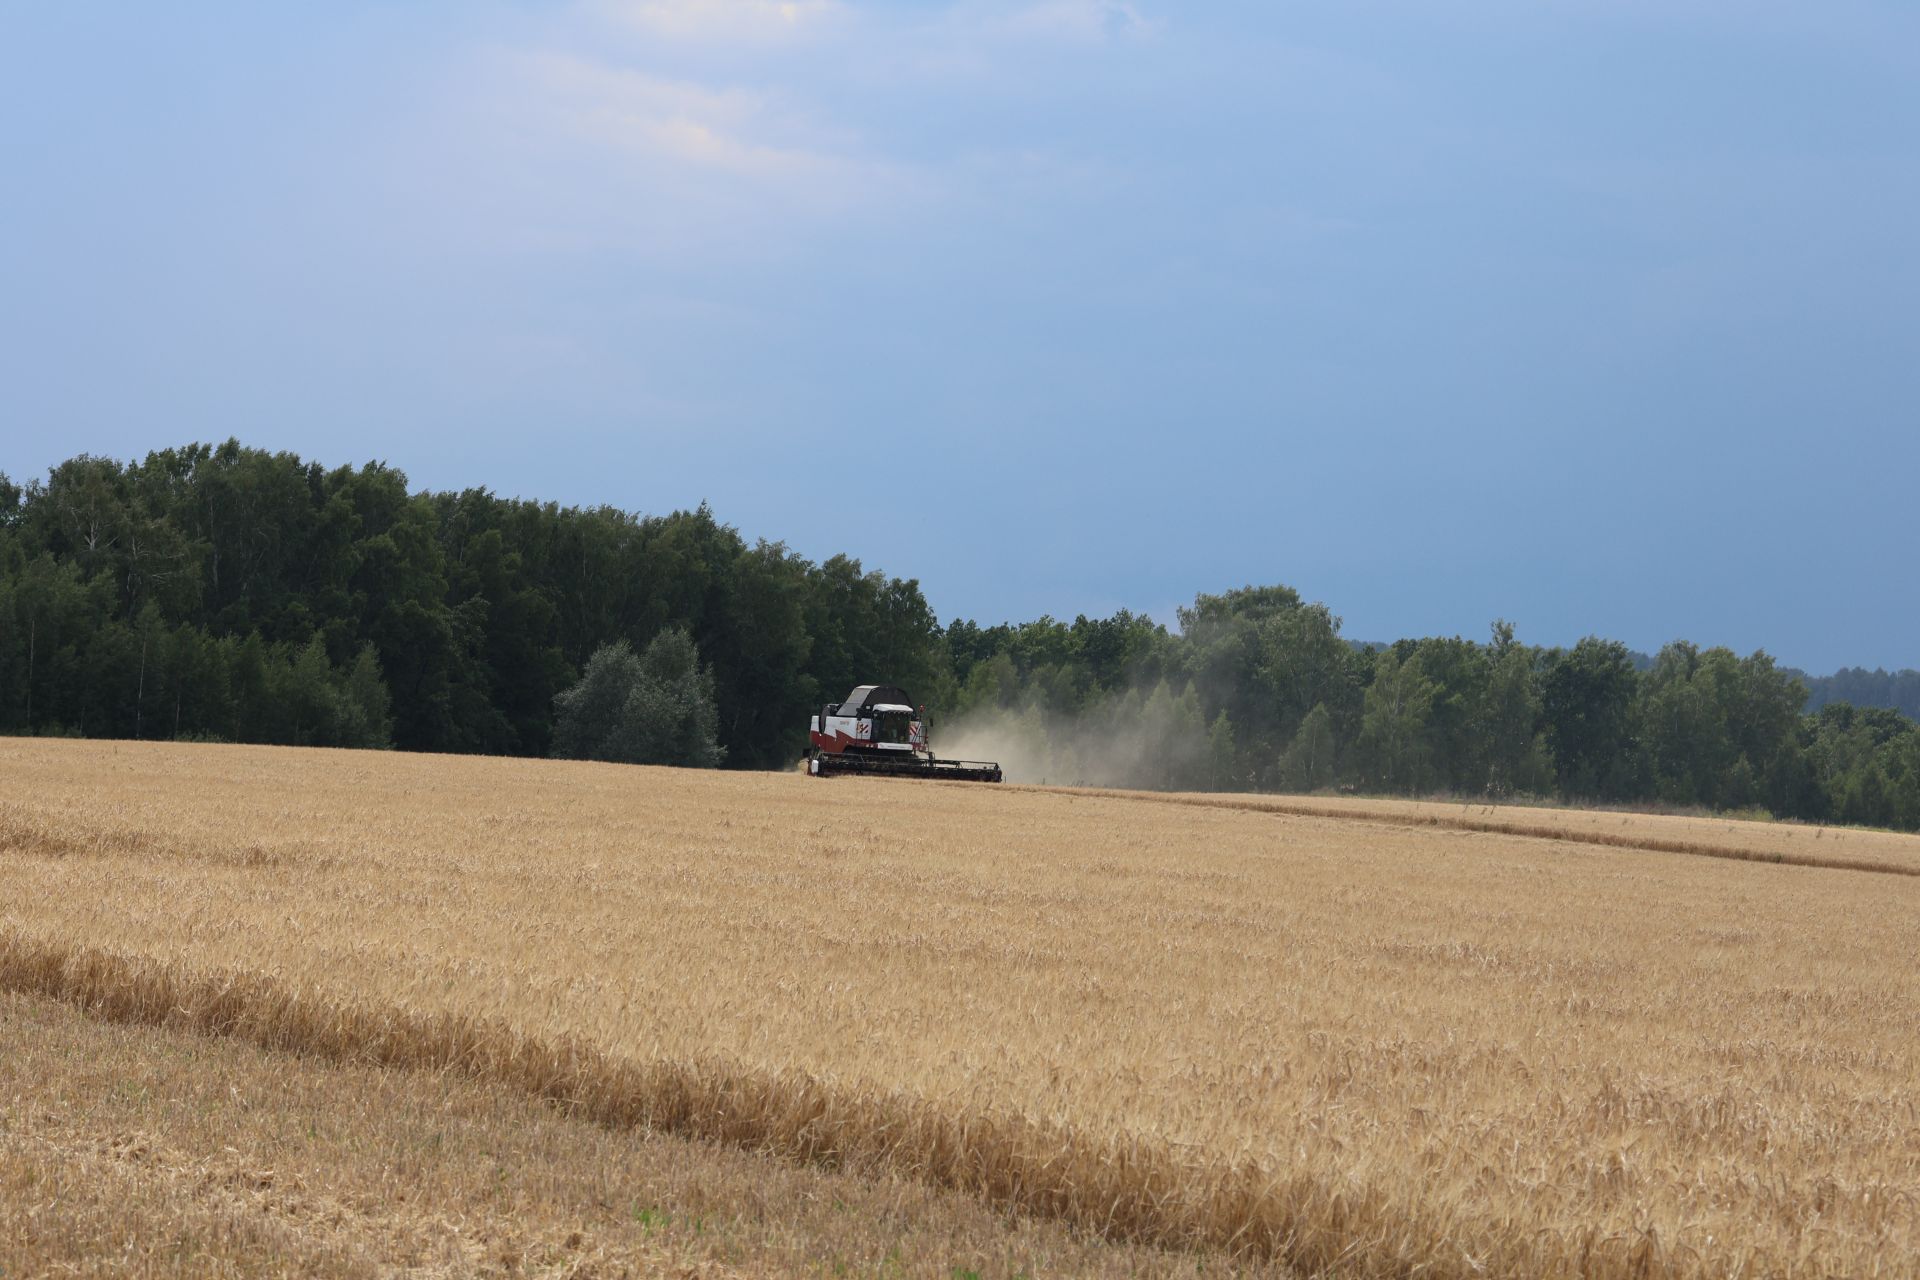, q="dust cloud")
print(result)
[926,692,1216,790]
